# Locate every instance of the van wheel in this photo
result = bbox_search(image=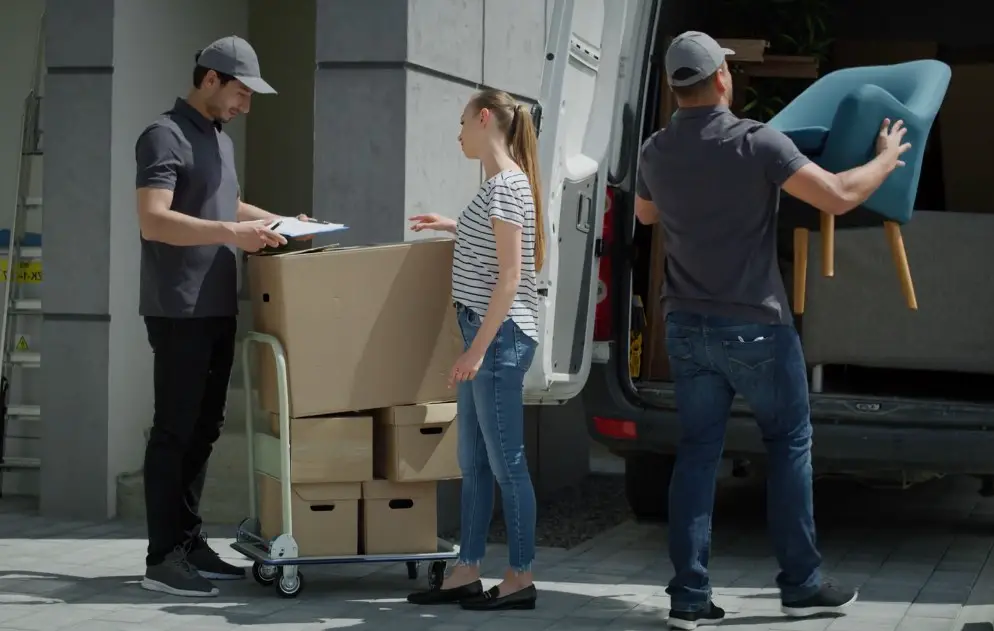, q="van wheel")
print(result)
[624,451,675,523]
